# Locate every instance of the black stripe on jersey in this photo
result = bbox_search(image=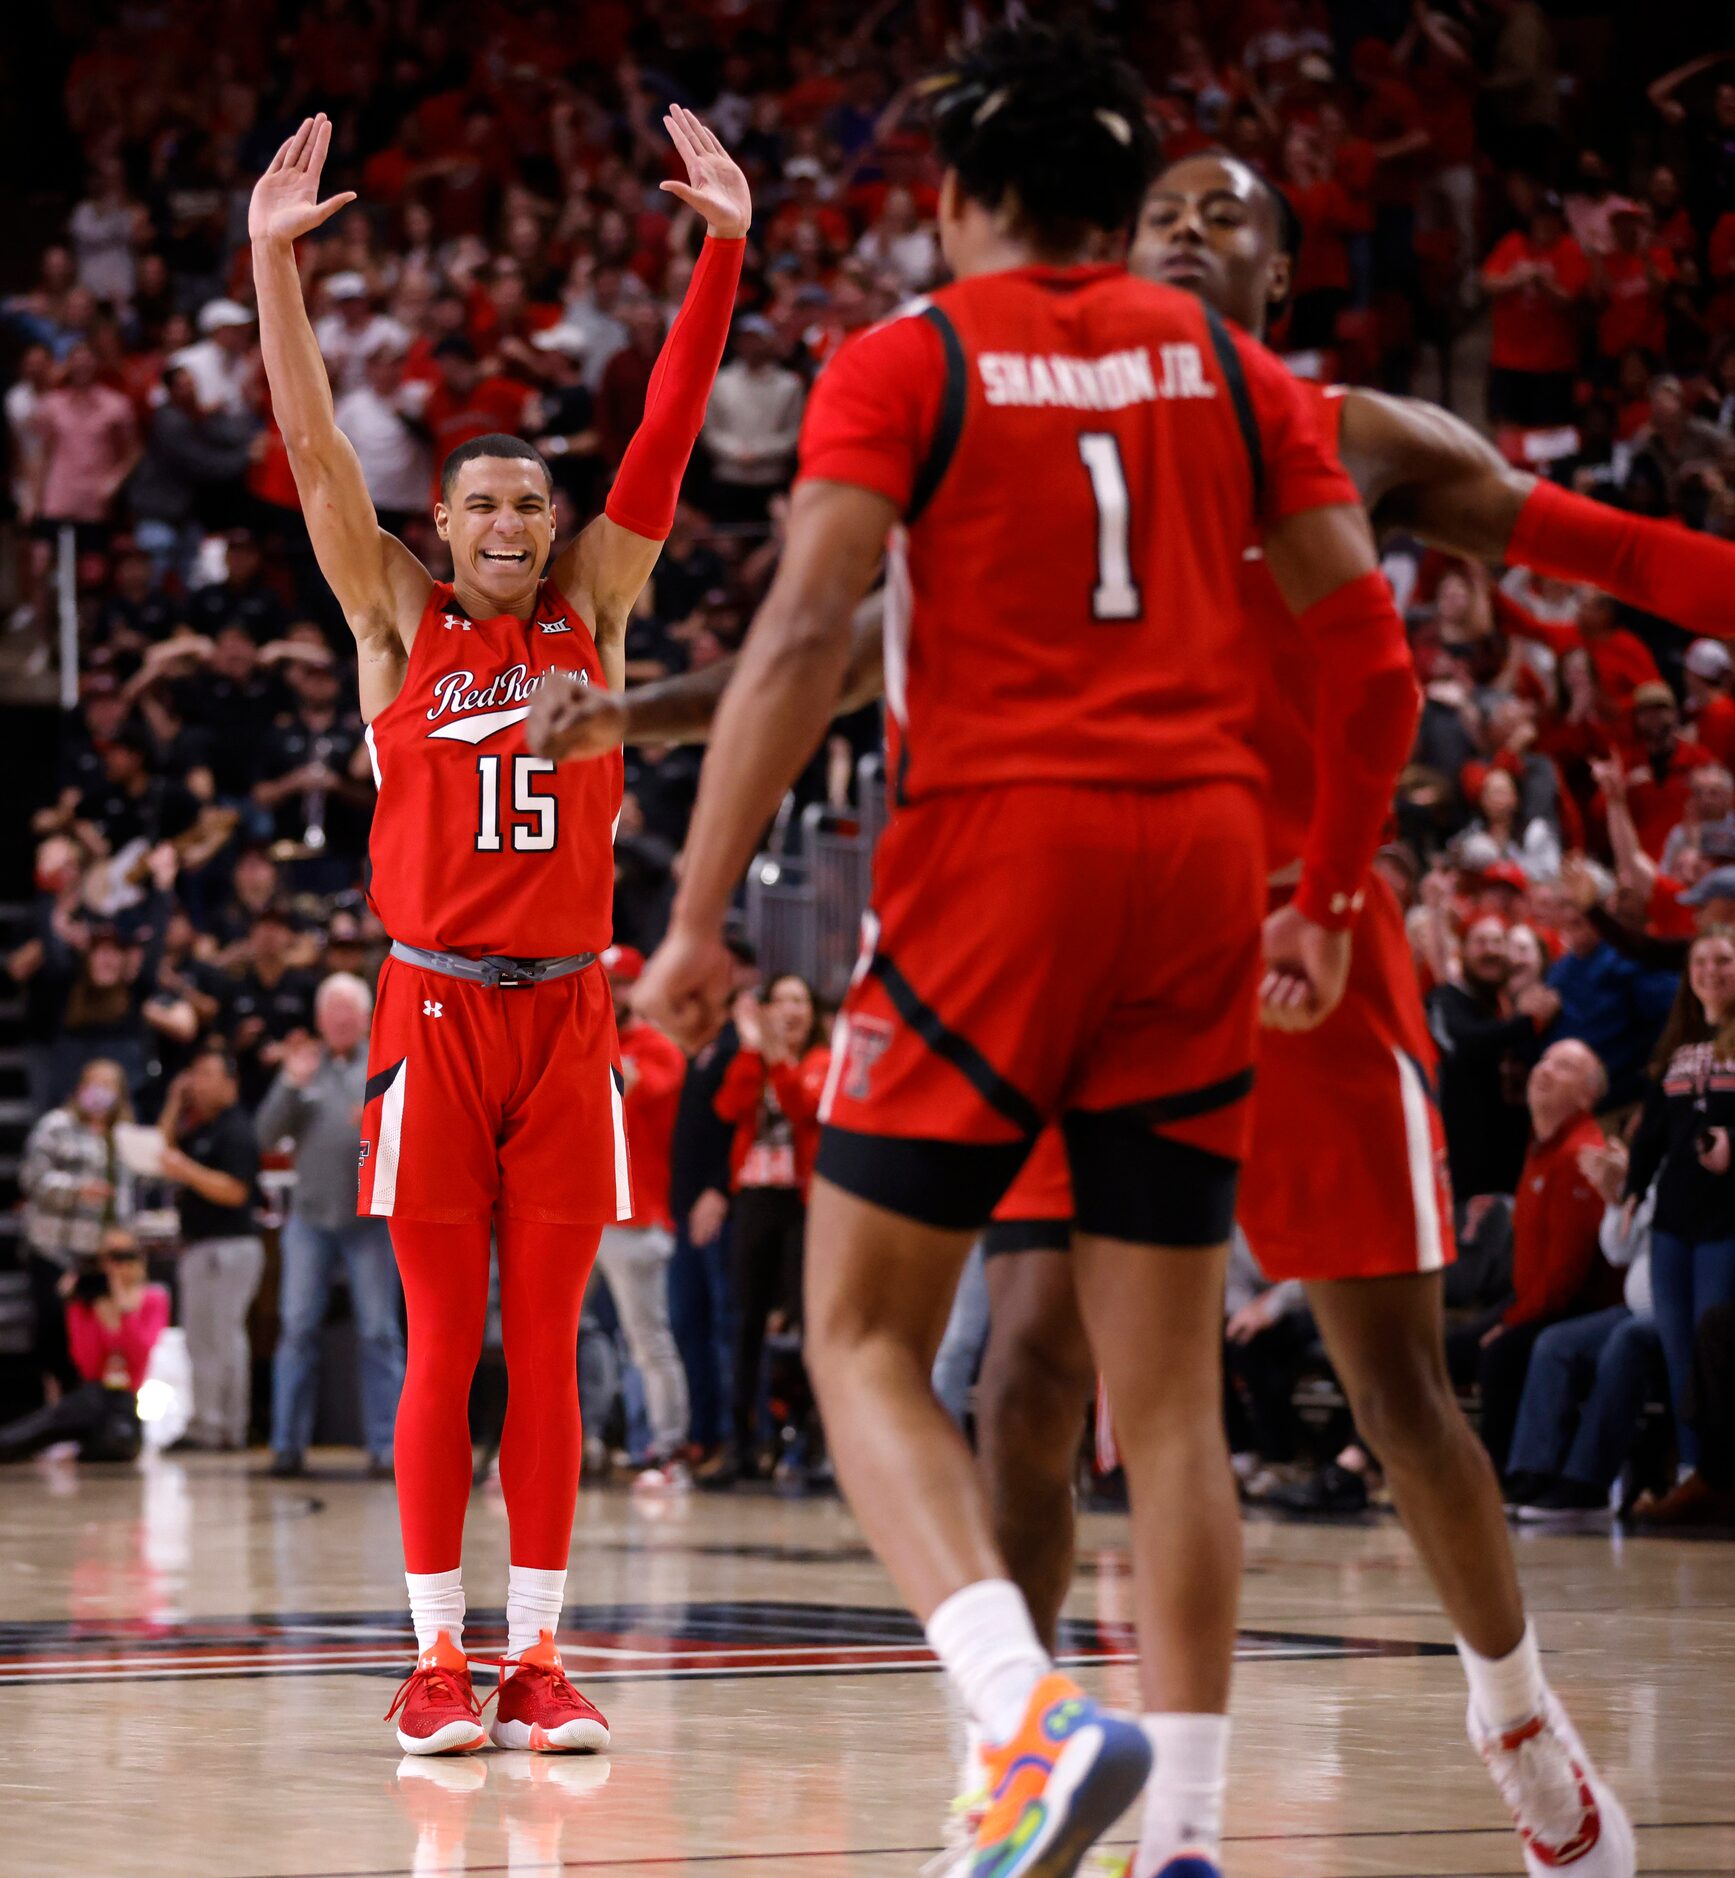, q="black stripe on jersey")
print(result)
[364,1058,406,1106]
[907,306,968,526]
[1119,1064,1256,1129]
[611,1063,625,1095]
[1201,304,1265,518]
[866,952,1043,1136]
